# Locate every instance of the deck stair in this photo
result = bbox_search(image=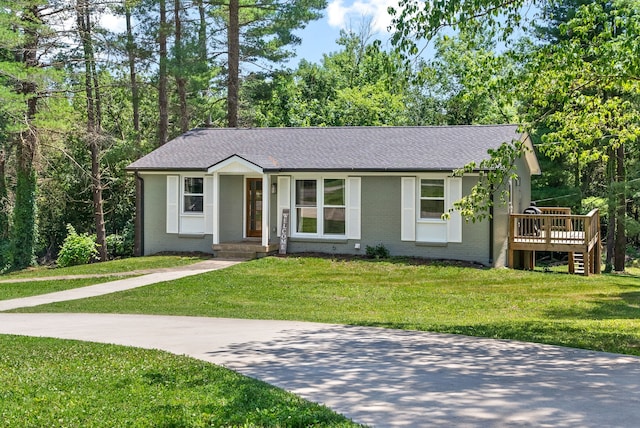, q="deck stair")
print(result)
[212,241,278,259]
[571,253,585,275]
